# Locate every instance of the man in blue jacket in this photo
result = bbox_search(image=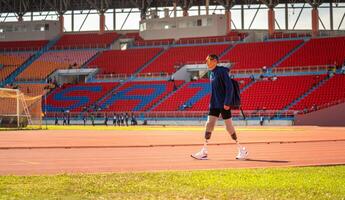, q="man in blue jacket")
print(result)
[191,54,248,160]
